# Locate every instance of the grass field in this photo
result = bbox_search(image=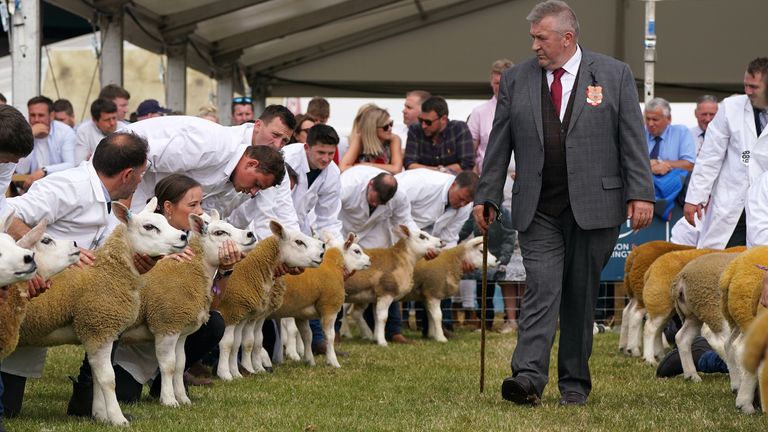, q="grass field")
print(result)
[5,329,767,431]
